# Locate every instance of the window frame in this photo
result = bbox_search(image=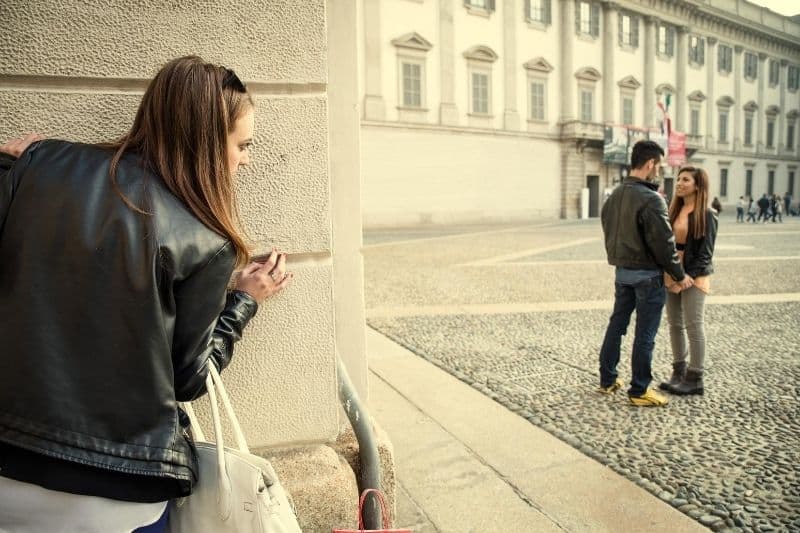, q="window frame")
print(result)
[525,0,552,25]
[789,65,800,91]
[688,35,705,66]
[720,167,729,199]
[621,94,634,125]
[744,52,758,81]
[717,44,732,74]
[768,59,780,87]
[470,70,491,115]
[575,1,600,38]
[618,11,639,48]
[766,118,775,149]
[745,168,753,197]
[718,111,729,143]
[399,60,424,109]
[690,107,700,136]
[657,24,675,58]
[580,88,594,122]
[529,79,547,121]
